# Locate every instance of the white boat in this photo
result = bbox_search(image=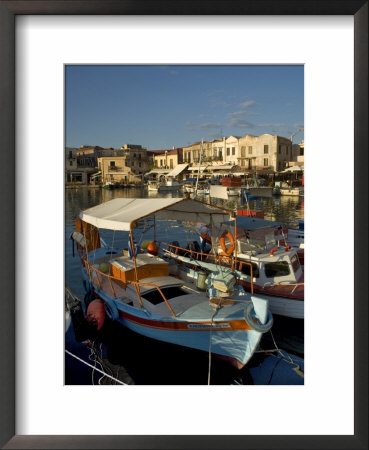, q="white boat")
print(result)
[157,176,182,192]
[279,186,302,196]
[160,216,304,319]
[147,181,159,192]
[71,198,273,369]
[227,187,240,197]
